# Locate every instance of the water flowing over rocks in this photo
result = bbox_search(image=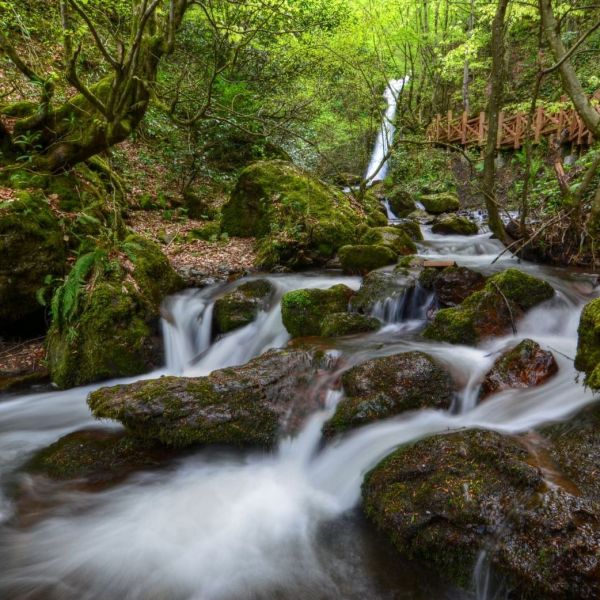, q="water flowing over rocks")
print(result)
[88,348,335,448]
[362,426,600,599]
[323,352,455,436]
[479,339,558,400]
[423,268,555,345]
